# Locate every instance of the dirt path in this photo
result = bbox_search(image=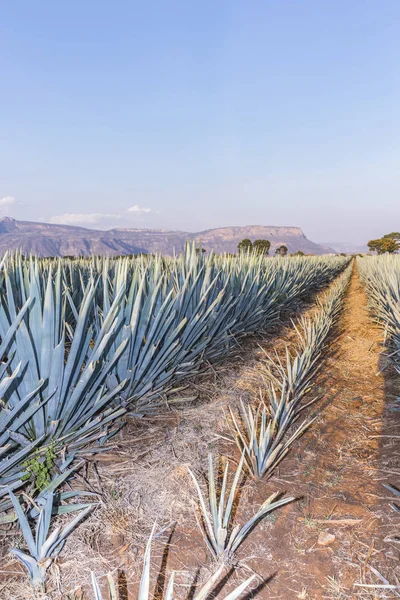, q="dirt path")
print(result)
[239,261,400,599]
